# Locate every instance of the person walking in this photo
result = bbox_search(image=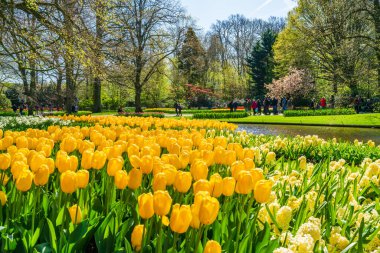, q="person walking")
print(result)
[233,100,238,112]
[281,97,287,113]
[228,101,233,112]
[320,97,327,109]
[251,99,258,115]
[272,97,278,115]
[178,103,182,116]
[174,102,179,116]
[257,99,262,115]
